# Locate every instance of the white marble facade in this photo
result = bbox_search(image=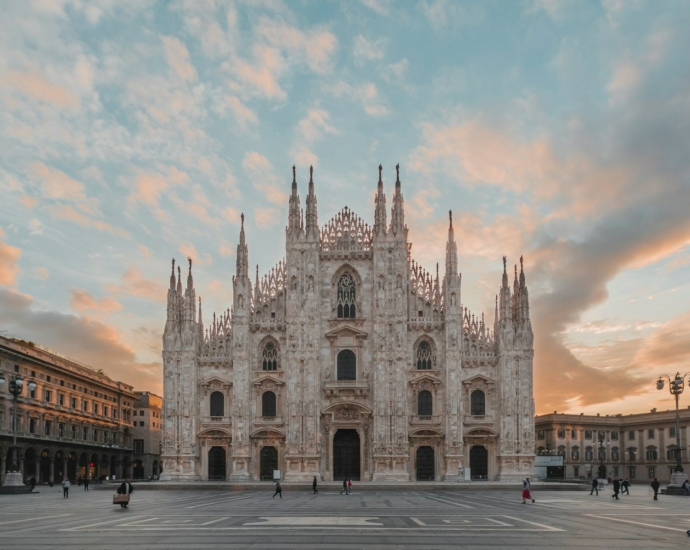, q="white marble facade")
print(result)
[161,165,534,482]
